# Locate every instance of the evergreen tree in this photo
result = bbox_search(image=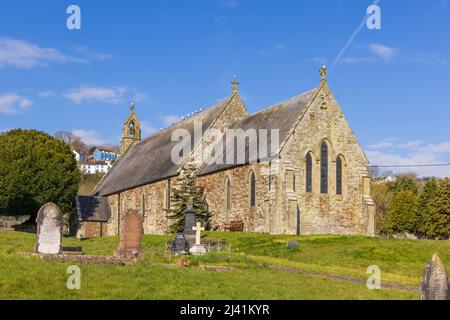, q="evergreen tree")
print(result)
[424,179,450,239]
[165,162,212,233]
[416,178,439,237]
[379,190,417,235]
[0,129,81,220]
